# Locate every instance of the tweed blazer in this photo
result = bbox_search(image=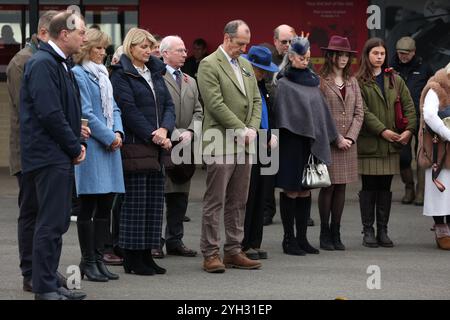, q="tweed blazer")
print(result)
[320,75,364,183]
[163,68,203,193]
[197,47,262,155]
